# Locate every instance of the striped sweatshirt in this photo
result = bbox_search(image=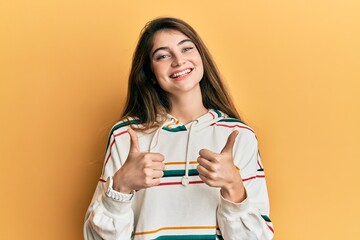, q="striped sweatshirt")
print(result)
[84,109,274,240]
